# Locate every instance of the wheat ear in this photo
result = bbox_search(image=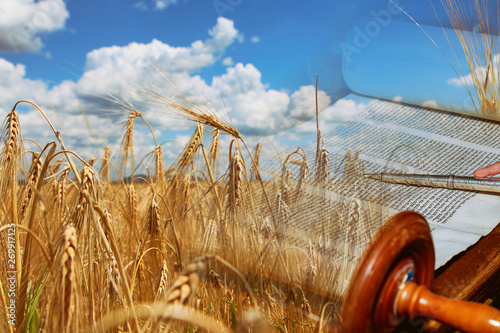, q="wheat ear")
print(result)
[209,129,220,172]
[155,259,170,301]
[107,254,121,310]
[2,108,20,164]
[176,123,203,174]
[128,184,137,233]
[155,145,164,184]
[316,143,330,182]
[251,141,263,181]
[19,152,42,221]
[148,197,161,238]
[166,259,205,305]
[227,149,244,209]
[122,111,140,179]
[101,146,110,182]
[49,157,63,176]
[60,226,78,332]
